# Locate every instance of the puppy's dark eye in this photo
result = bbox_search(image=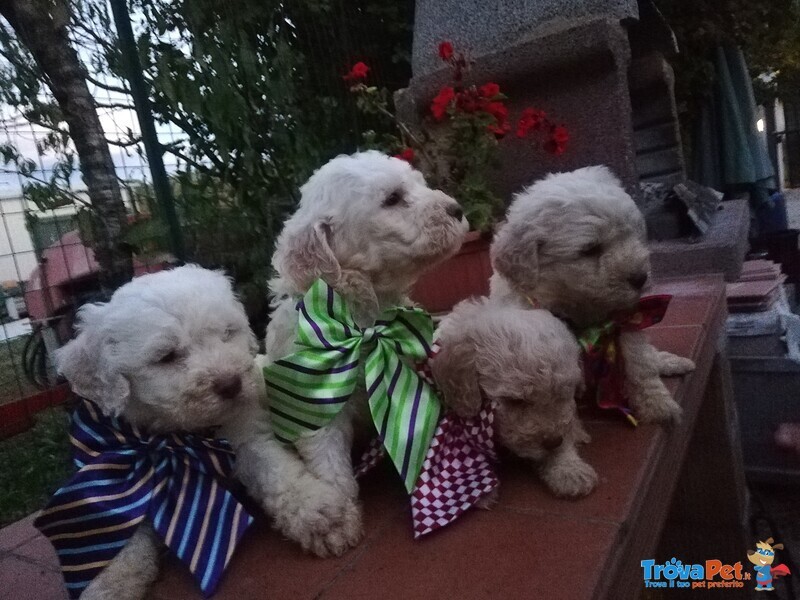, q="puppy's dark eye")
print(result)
[157,350,178,365]
[580,243,603,257]
[223,327,237,341]
[382,190,405,208]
